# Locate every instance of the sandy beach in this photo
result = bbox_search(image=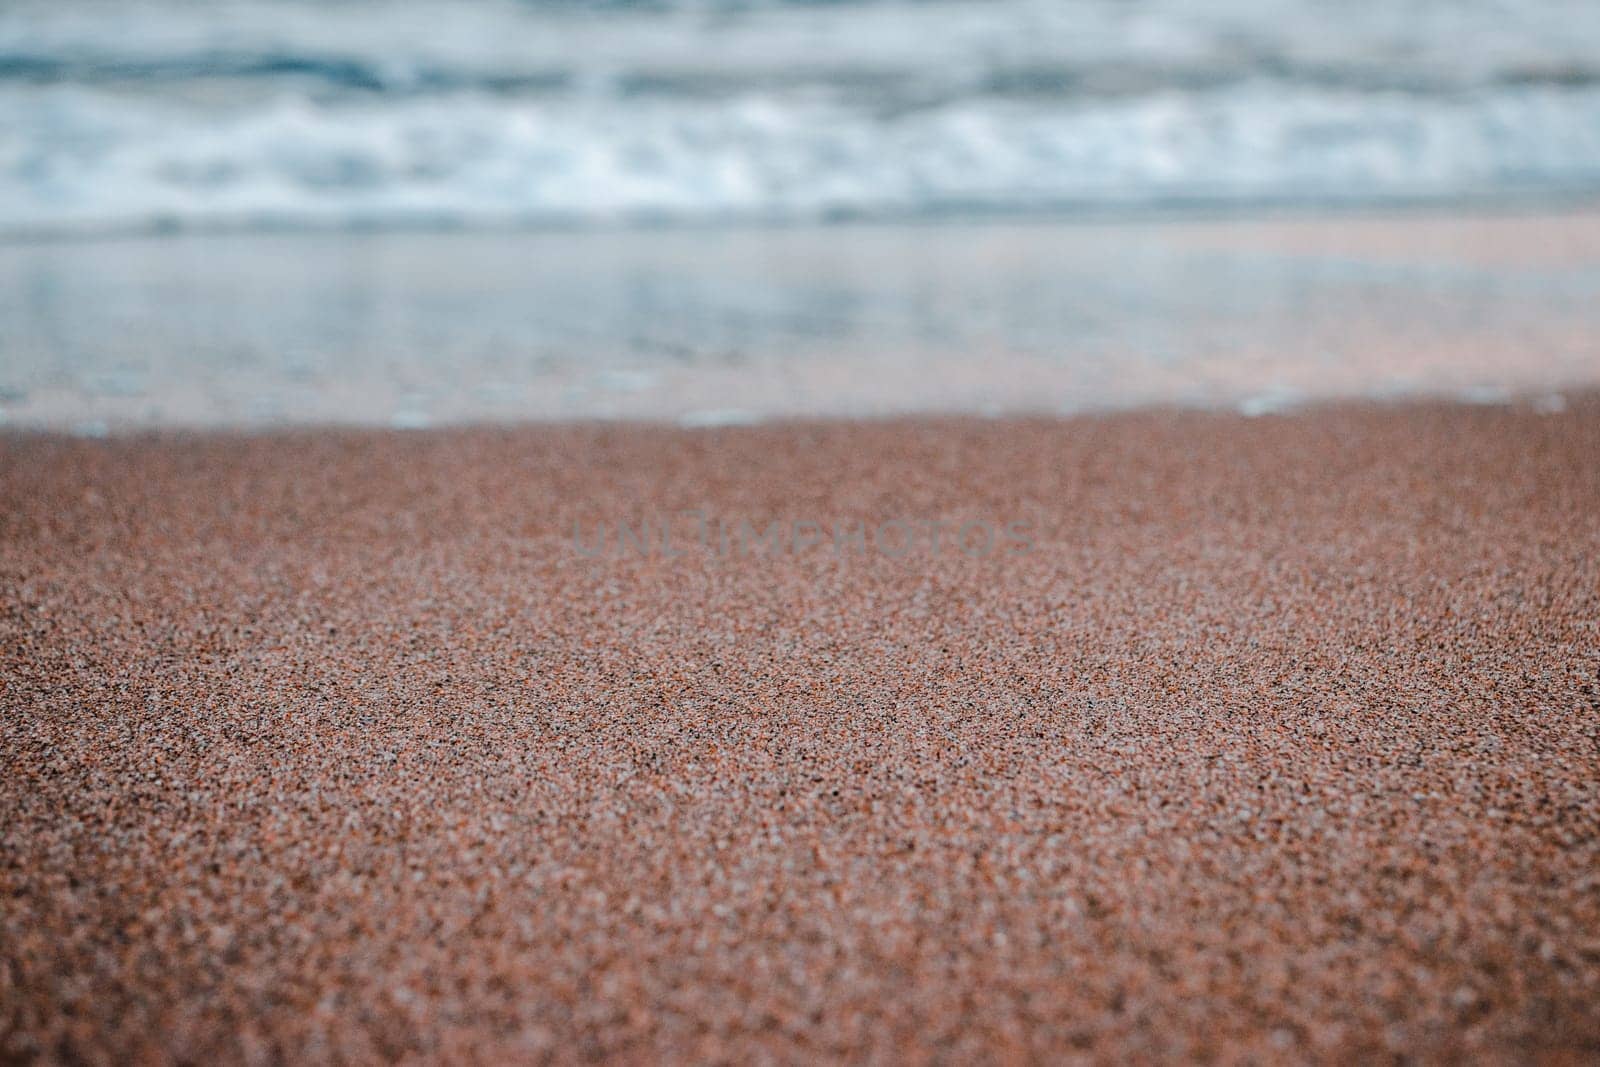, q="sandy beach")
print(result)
[3,397,1599,1062]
